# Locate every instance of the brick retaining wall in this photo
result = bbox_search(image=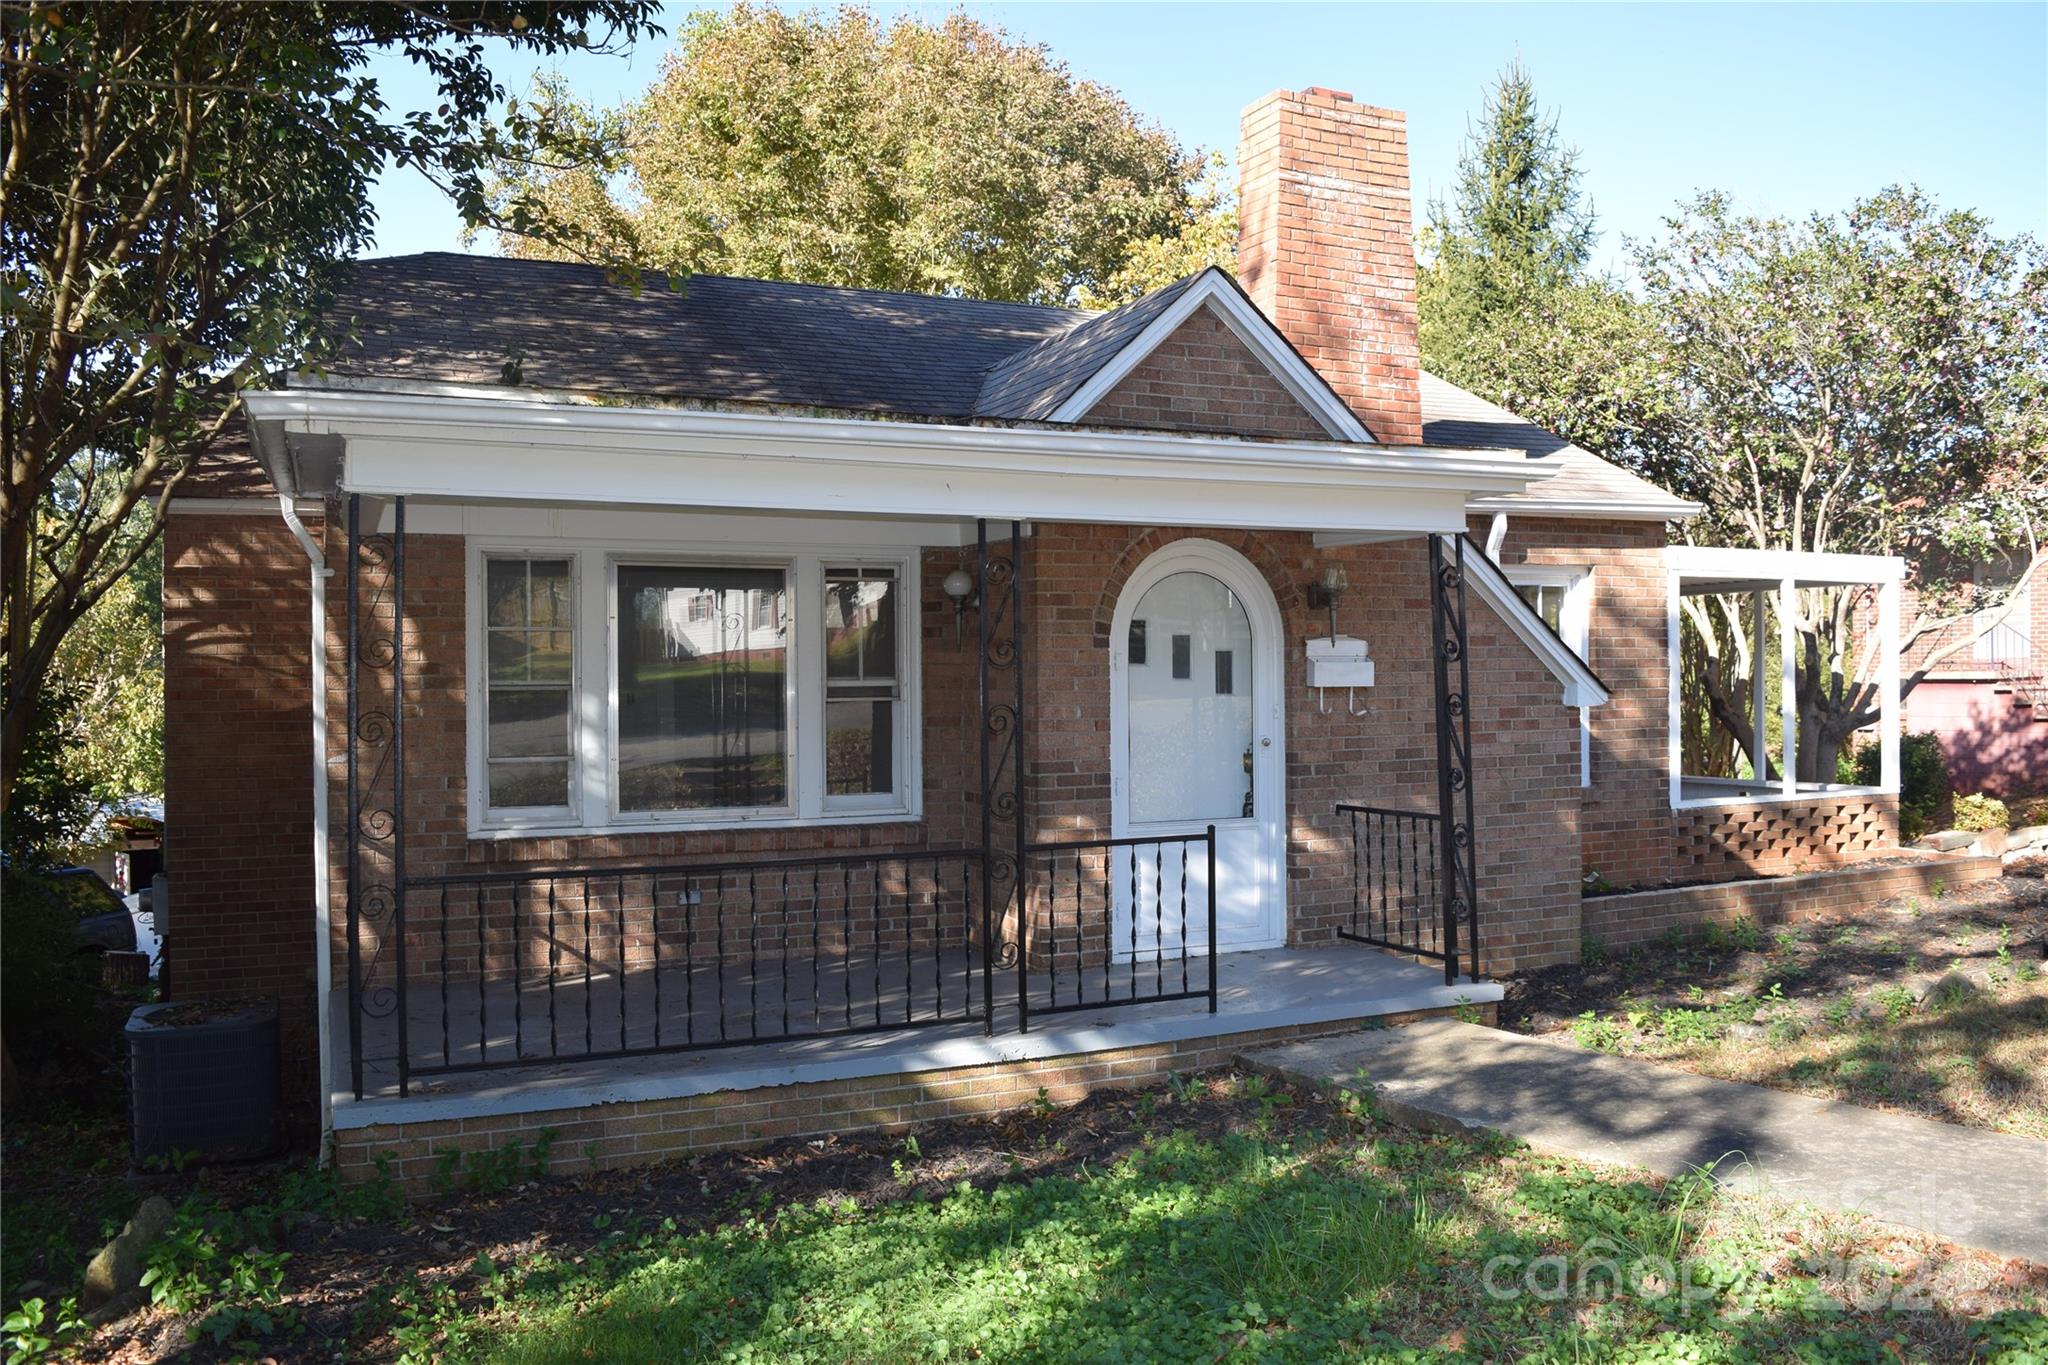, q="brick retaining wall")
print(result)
[1580,855,2002,951]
